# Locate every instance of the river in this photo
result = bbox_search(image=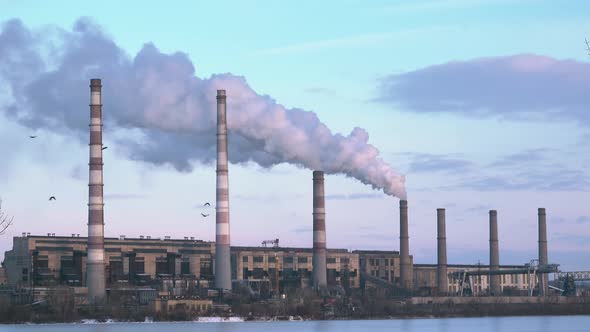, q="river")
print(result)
[1,316,588,331]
